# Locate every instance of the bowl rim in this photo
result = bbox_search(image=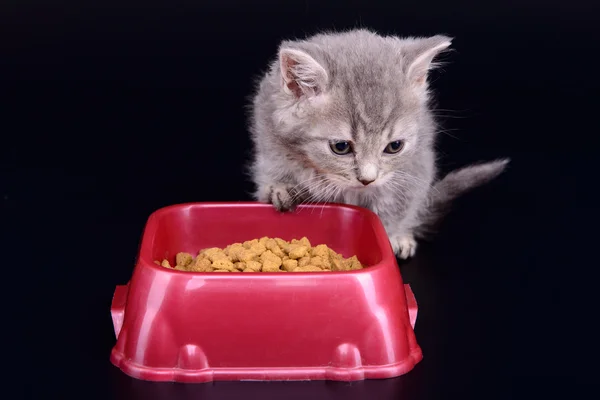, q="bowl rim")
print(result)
[137,201,396,276]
